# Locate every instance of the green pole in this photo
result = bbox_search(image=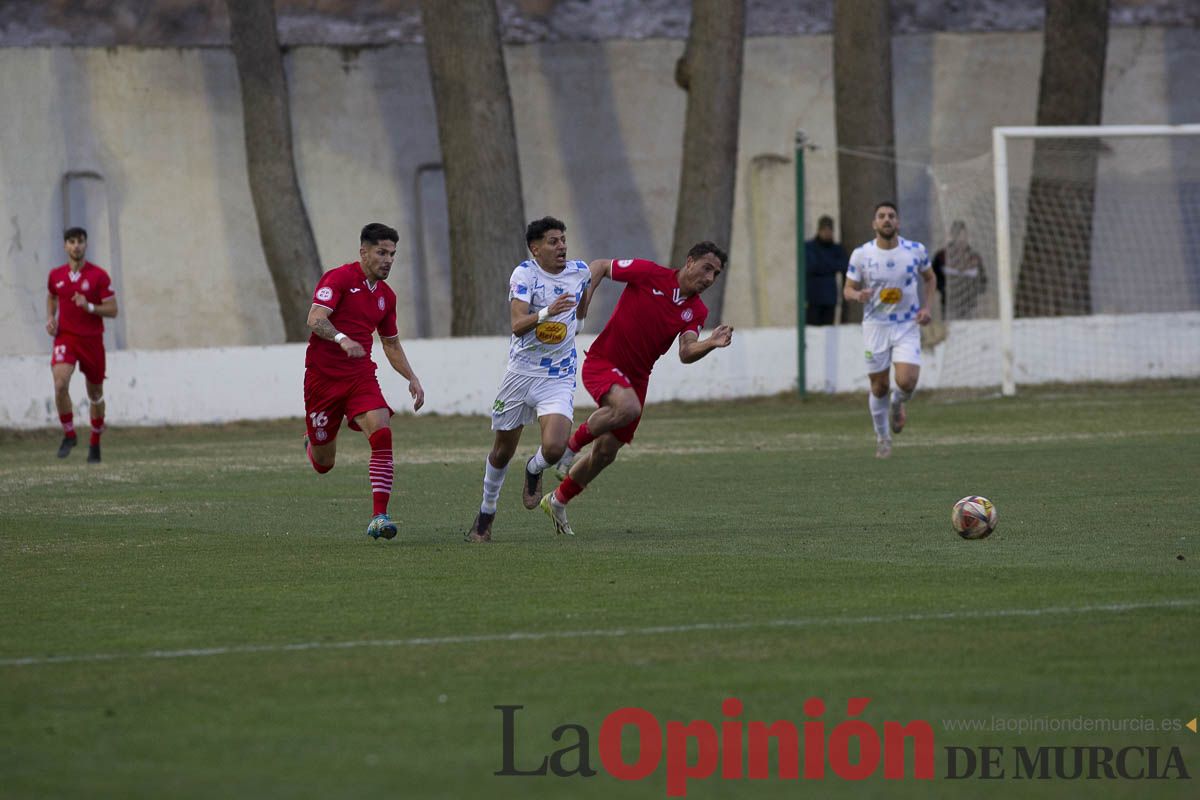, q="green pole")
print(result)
[795,131,808,398]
